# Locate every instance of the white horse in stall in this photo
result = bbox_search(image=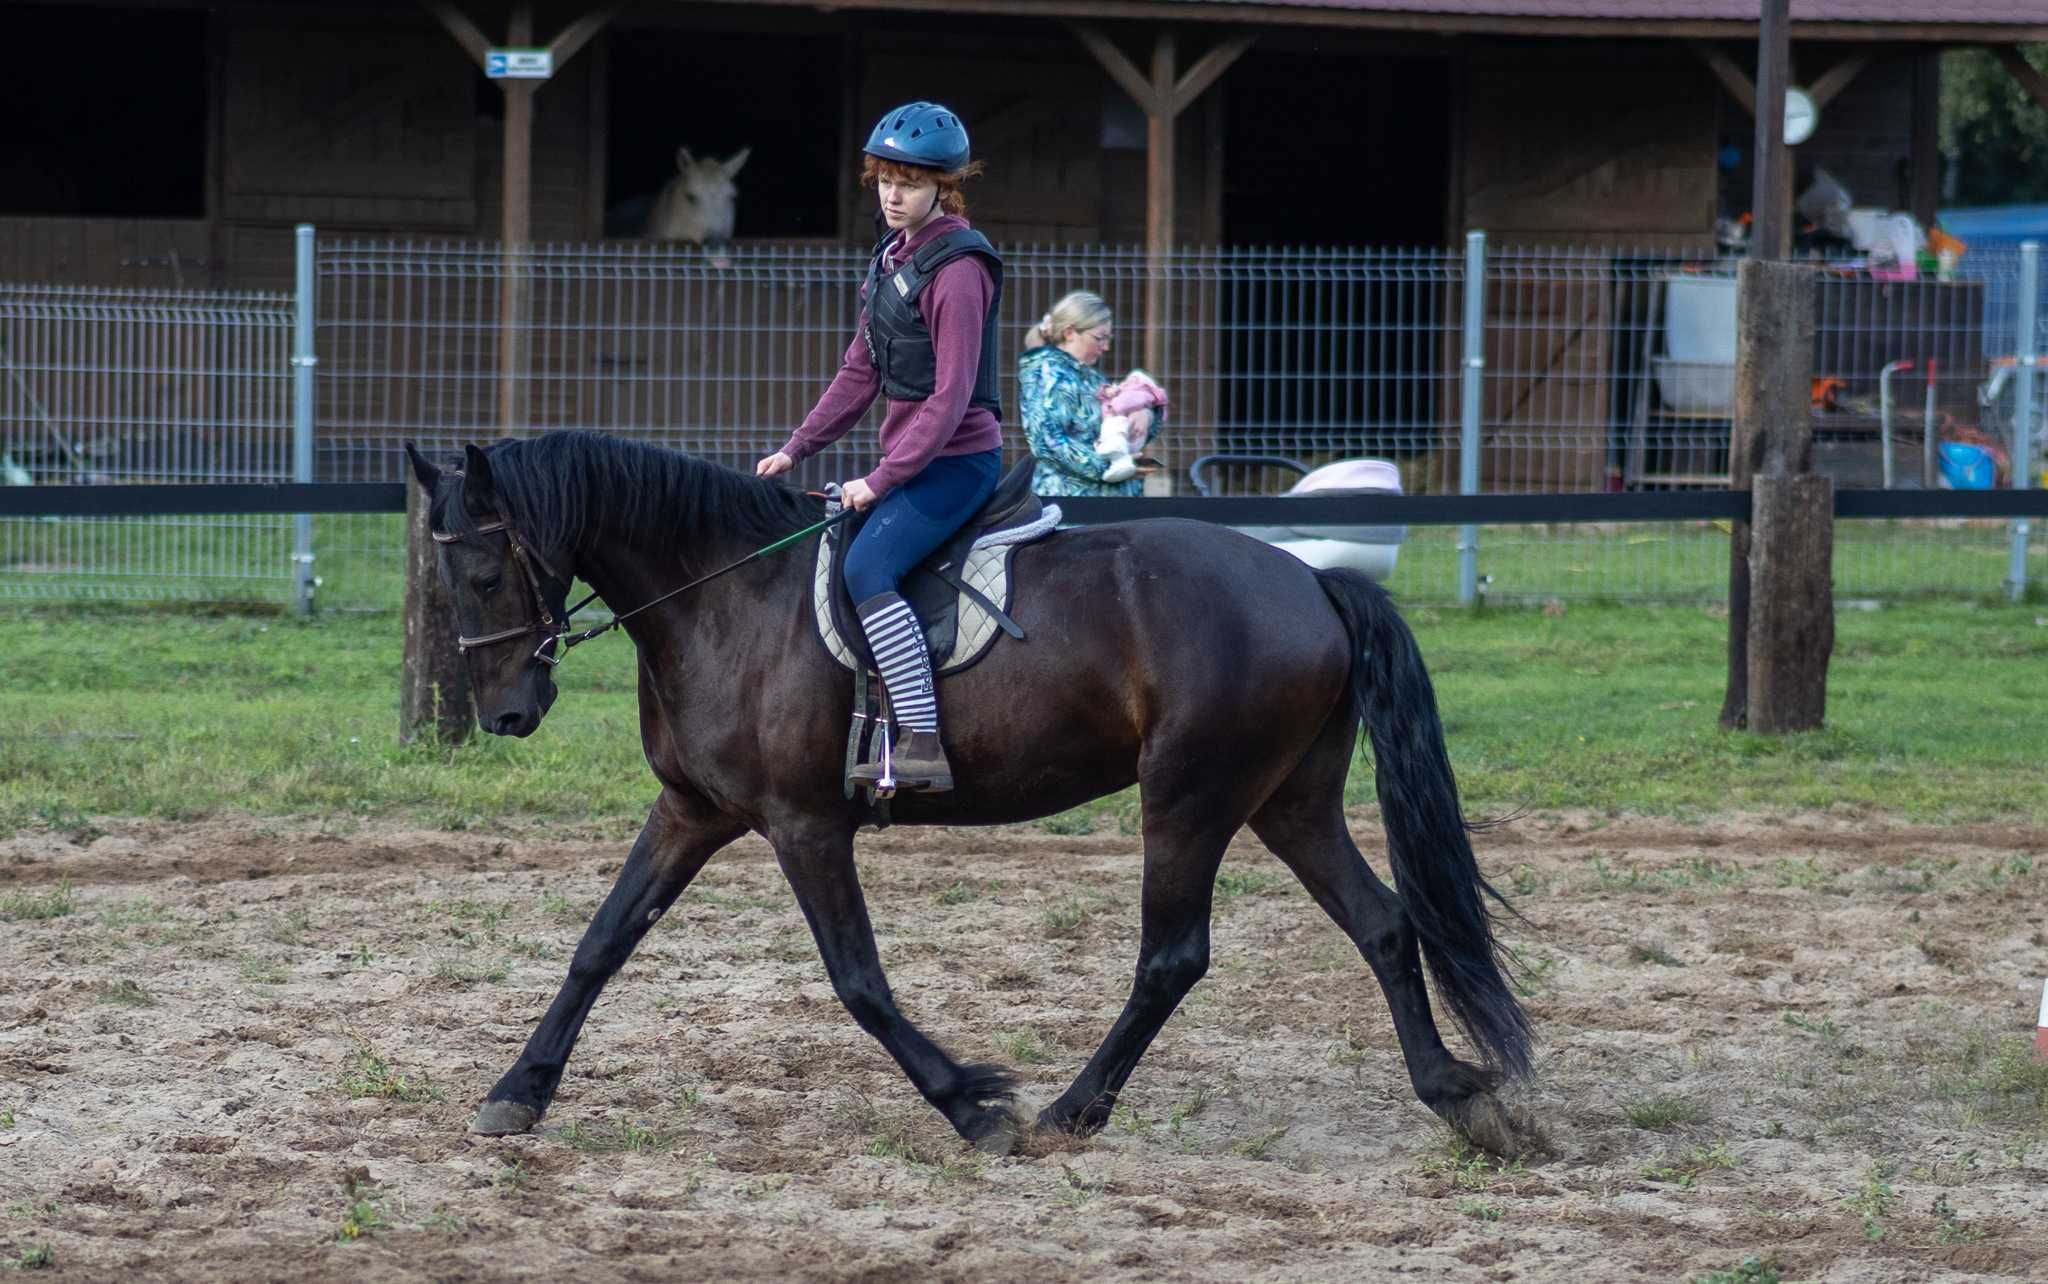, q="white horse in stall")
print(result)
[644,147,750,246]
